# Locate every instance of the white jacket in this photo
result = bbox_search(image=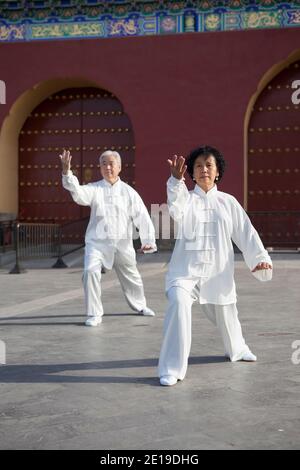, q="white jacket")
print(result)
[62,172,157,269]
[166,176,272,304]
